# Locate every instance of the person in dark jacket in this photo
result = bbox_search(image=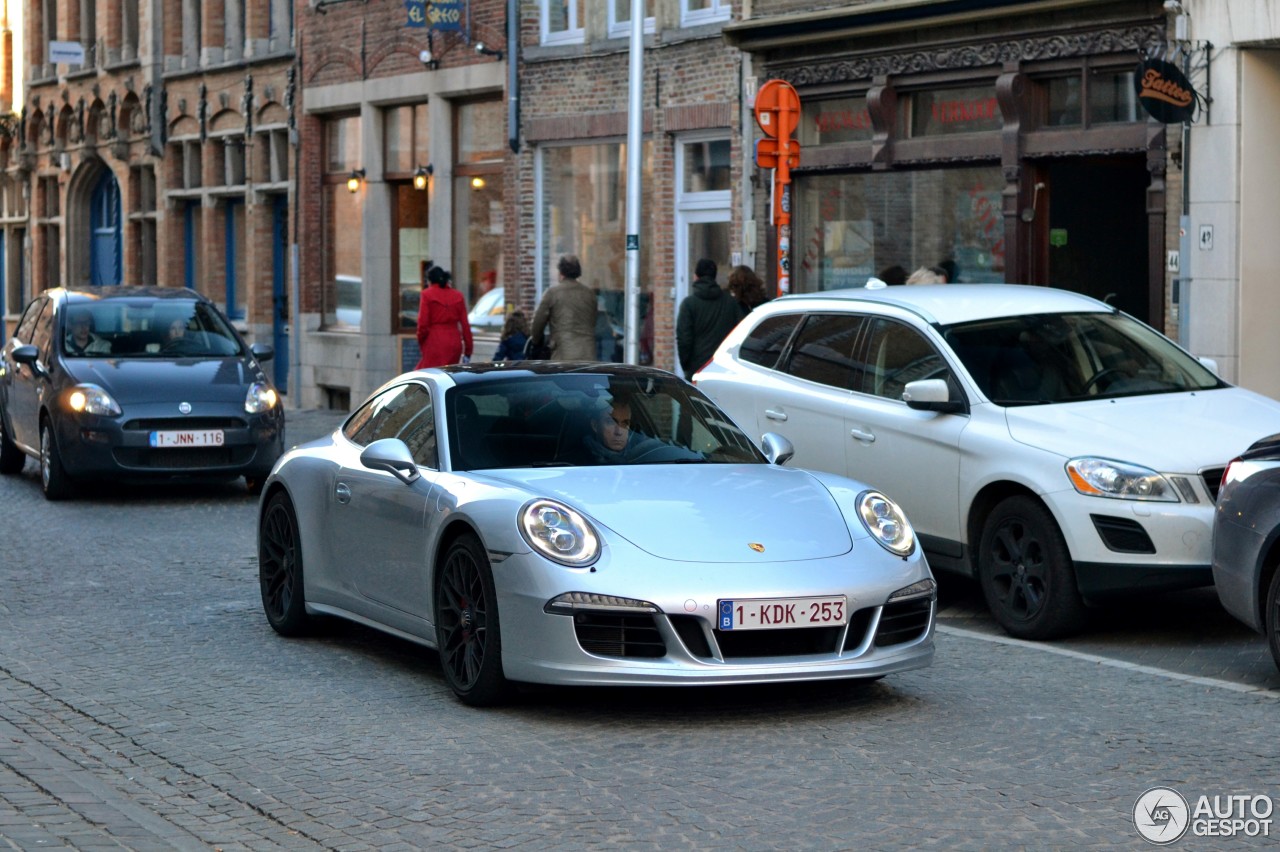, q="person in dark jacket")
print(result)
[676,259,742,376]
[493,310,530,362]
